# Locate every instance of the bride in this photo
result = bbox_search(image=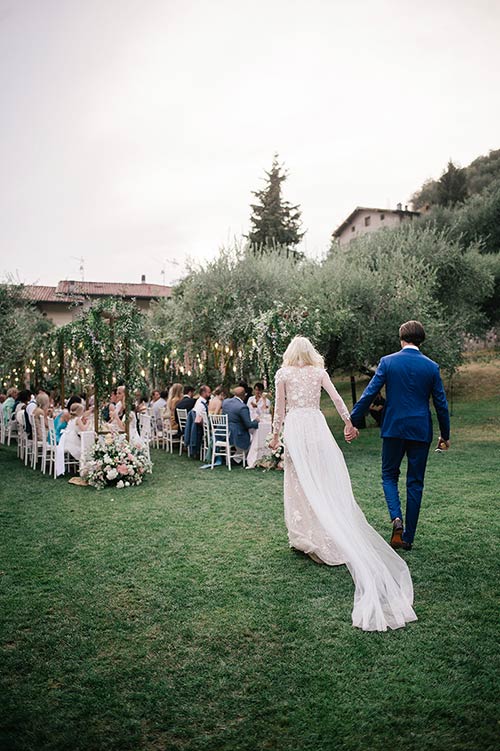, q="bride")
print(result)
[269,336,417,632]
